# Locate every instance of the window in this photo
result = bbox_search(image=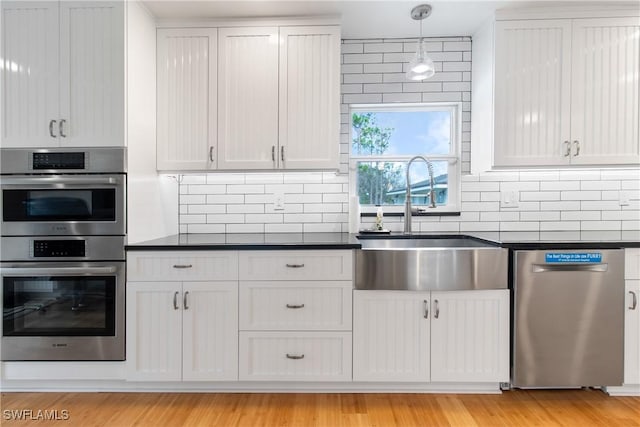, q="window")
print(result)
[349,103,461,213]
